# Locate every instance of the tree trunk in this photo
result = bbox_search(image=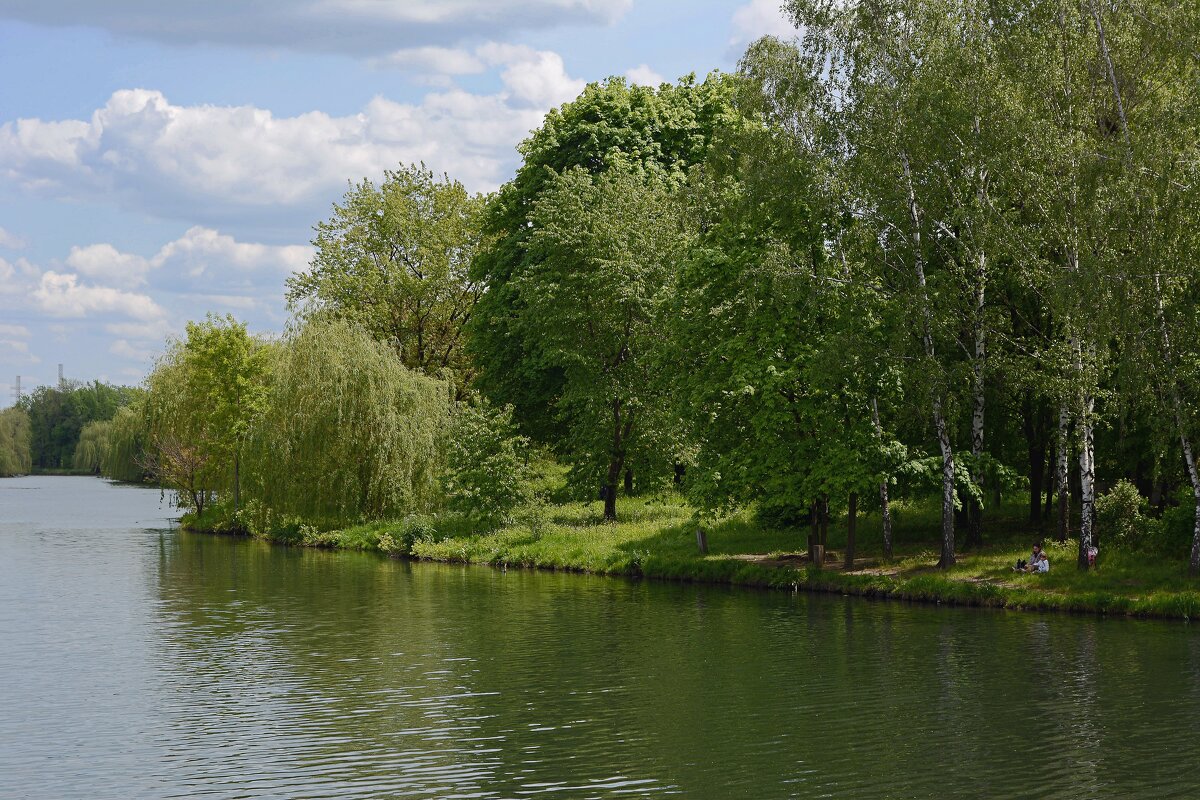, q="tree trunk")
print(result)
[901,151,955,569]
[603,476,618,521]
[604,399,631,522]
[967,249,987,550]
[233,452,240,514]
[845,492,857,570]
[872,398,893,559]
[1075,339,1096,570]
[936,402,956,568]
[623,467,633,495]
[1057,405,1070,543]
[1022,392,1048,528]
[1150,274,1200,576]
[819,495,829,549]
